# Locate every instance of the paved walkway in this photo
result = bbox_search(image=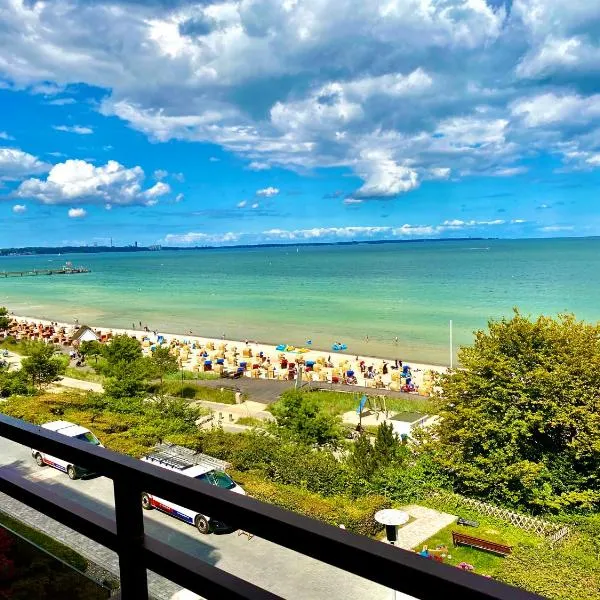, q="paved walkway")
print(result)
[393,505,457,550]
